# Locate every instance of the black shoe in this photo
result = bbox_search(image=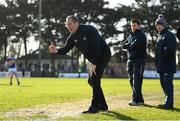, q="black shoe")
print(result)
[158,104,173,109]
[10,82,12,86]
[82,106,100,114]
[100,106,108,111]
[17,81,20,86]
